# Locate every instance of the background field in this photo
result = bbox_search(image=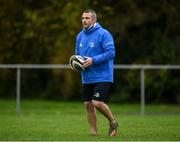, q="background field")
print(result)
[0,99,179,141]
